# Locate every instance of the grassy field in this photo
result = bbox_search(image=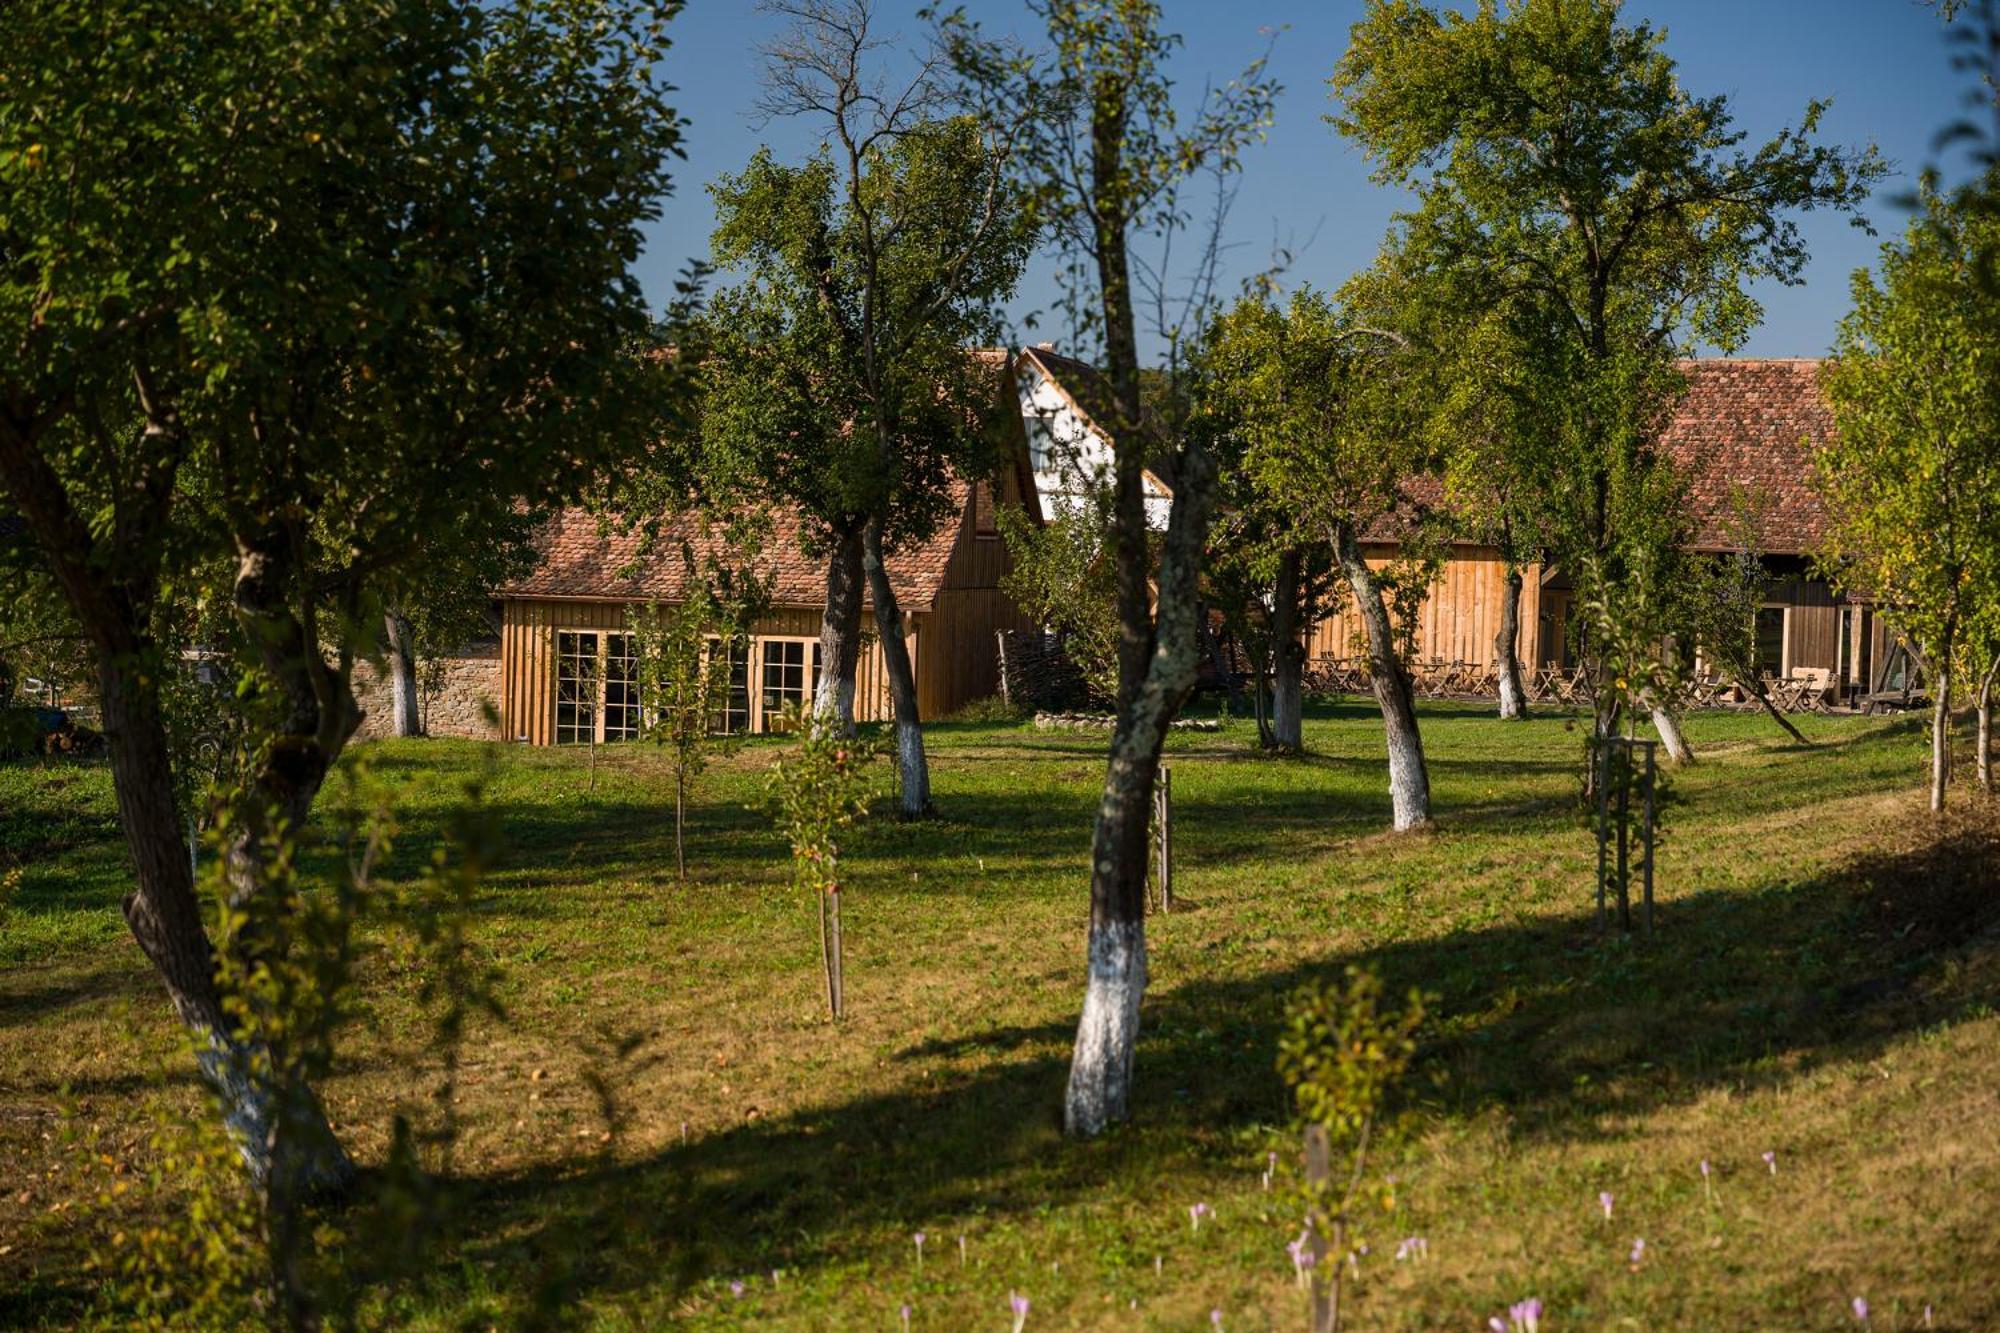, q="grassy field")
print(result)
[3,700,1998,1329]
